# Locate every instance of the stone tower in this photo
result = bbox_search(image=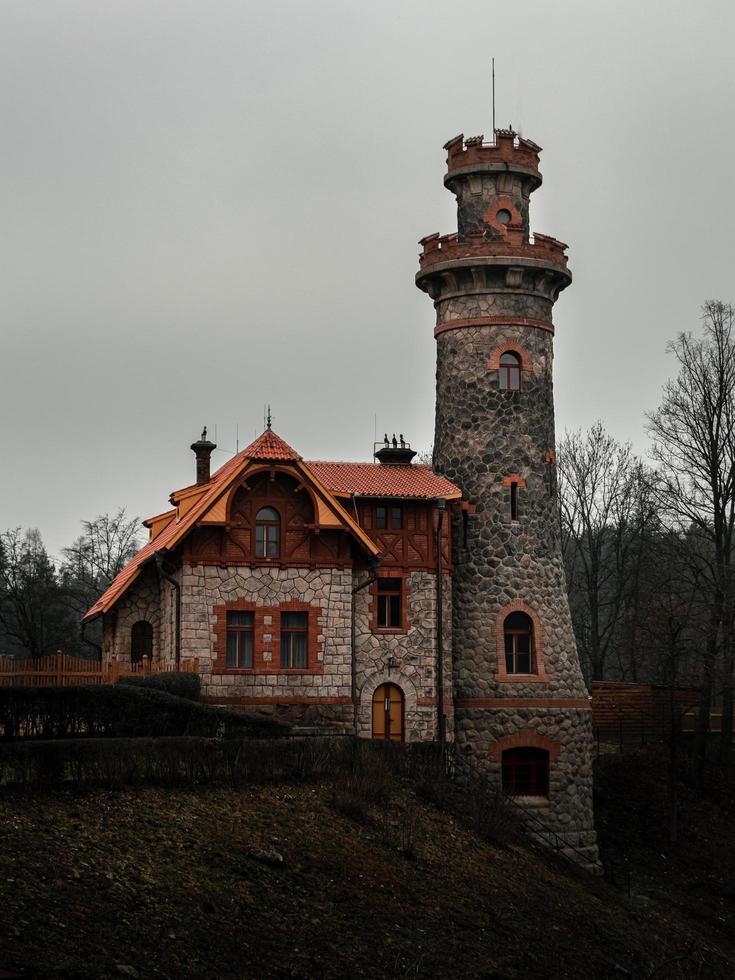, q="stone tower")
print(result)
[416,129,599,869]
